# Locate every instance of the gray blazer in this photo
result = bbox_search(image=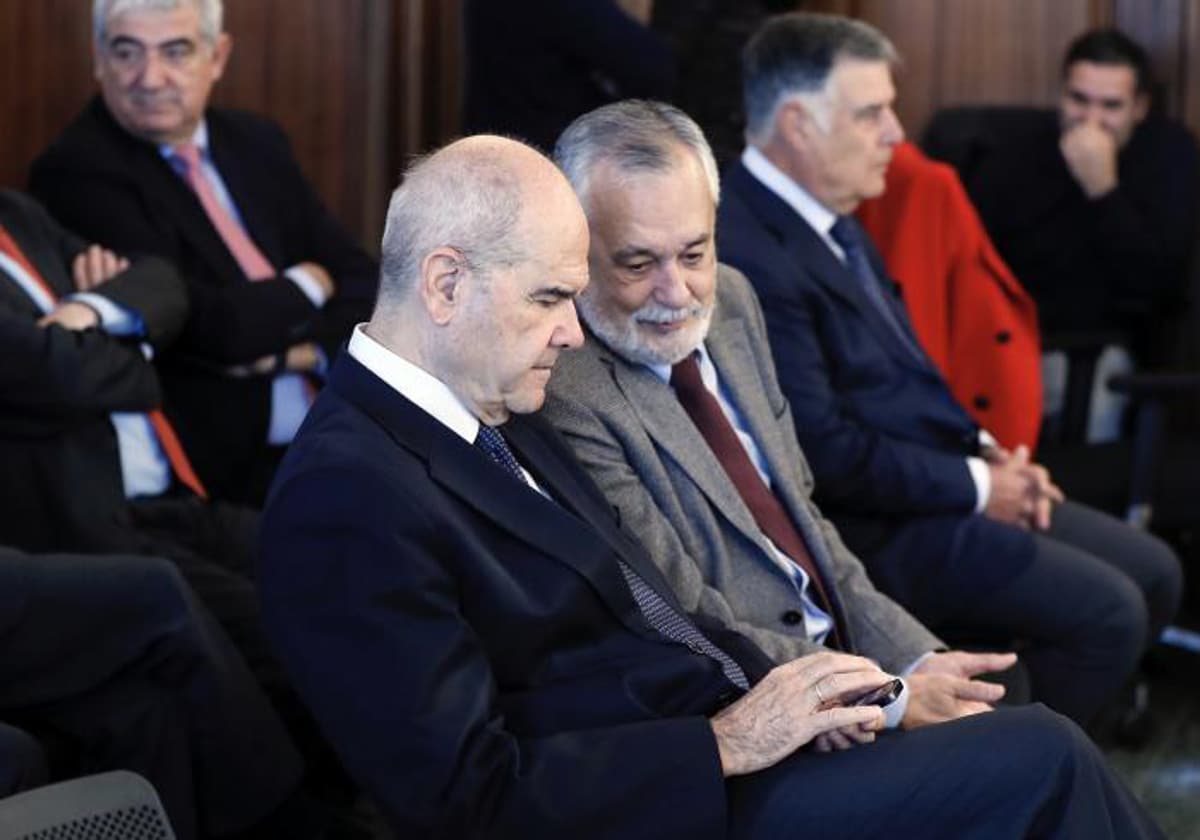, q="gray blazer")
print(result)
[544,264,940,672]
